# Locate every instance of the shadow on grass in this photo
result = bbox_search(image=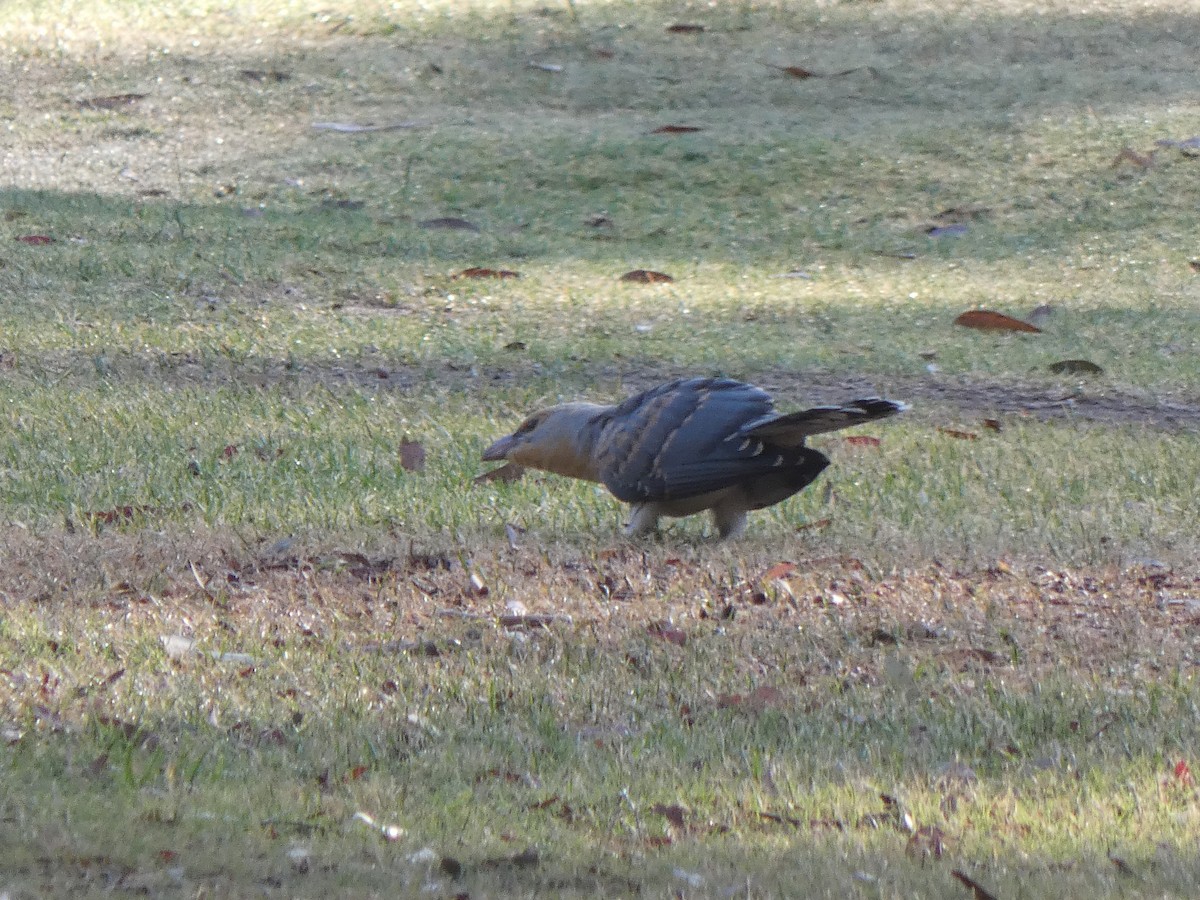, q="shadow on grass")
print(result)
[3,2,1200,273]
